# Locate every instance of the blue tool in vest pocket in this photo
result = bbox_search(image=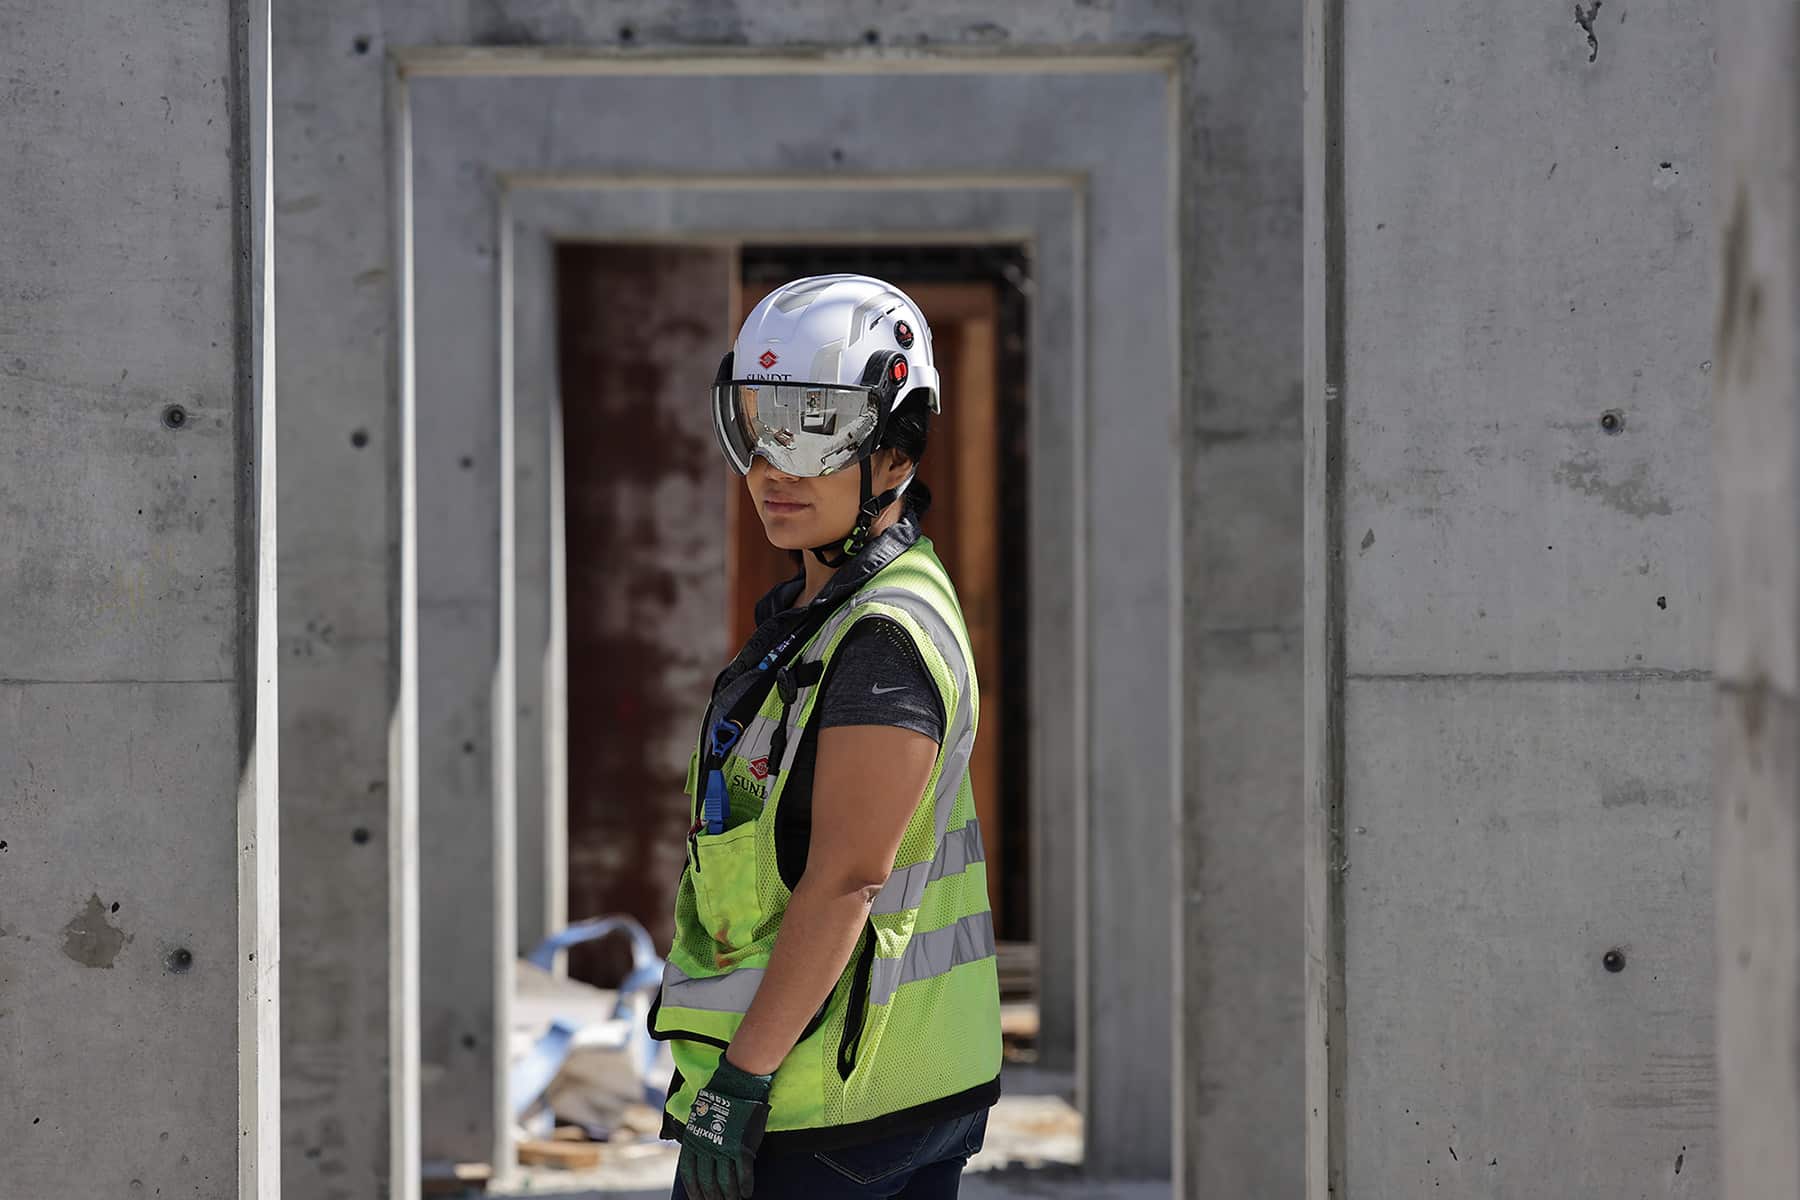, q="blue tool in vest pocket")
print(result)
[704,719,745,833]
